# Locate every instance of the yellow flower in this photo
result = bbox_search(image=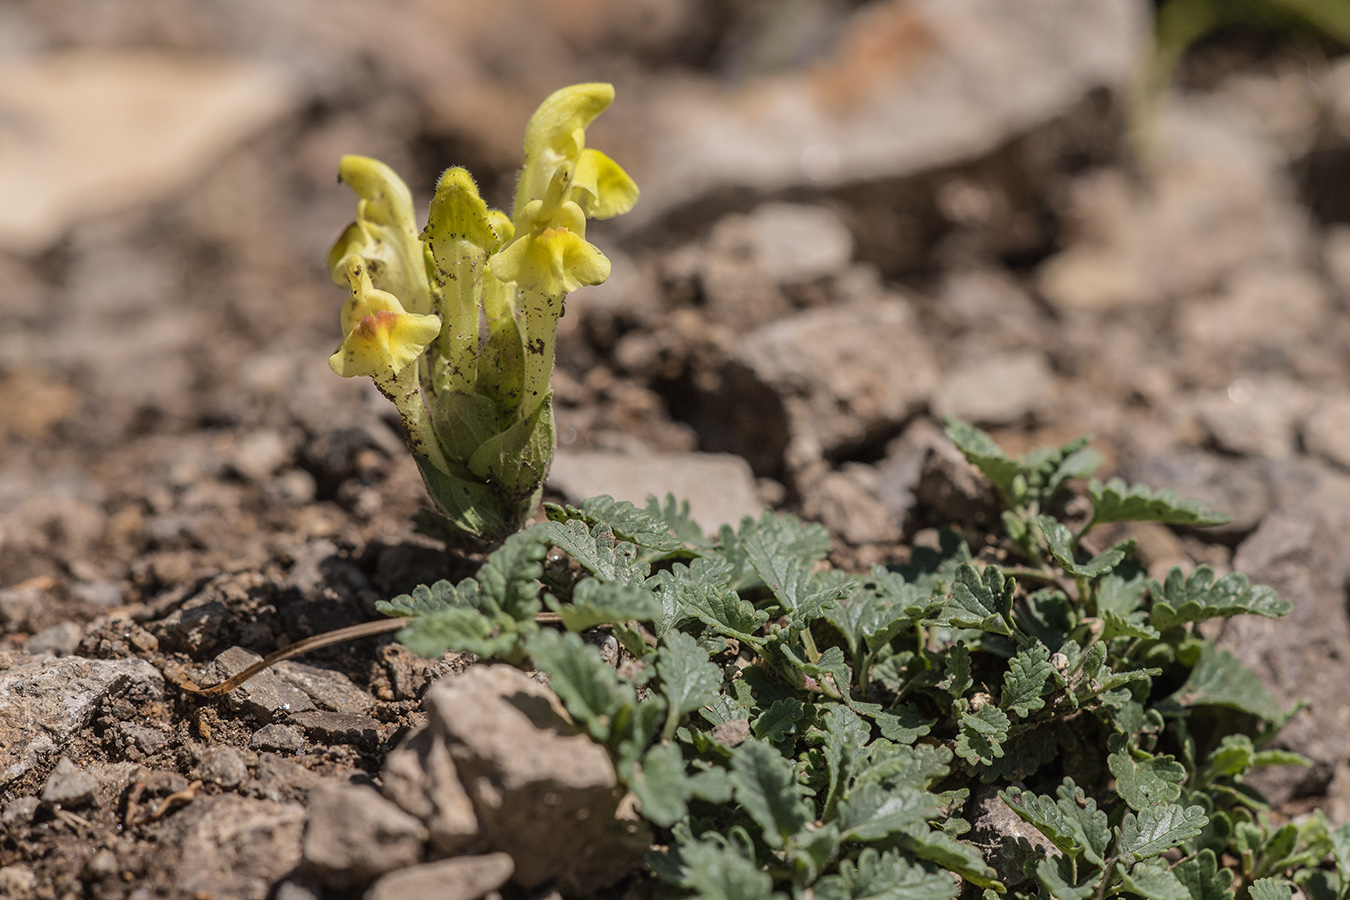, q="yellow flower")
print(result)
[489,195,611,296]
[513,83,638,224]
[329,261,441,380]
